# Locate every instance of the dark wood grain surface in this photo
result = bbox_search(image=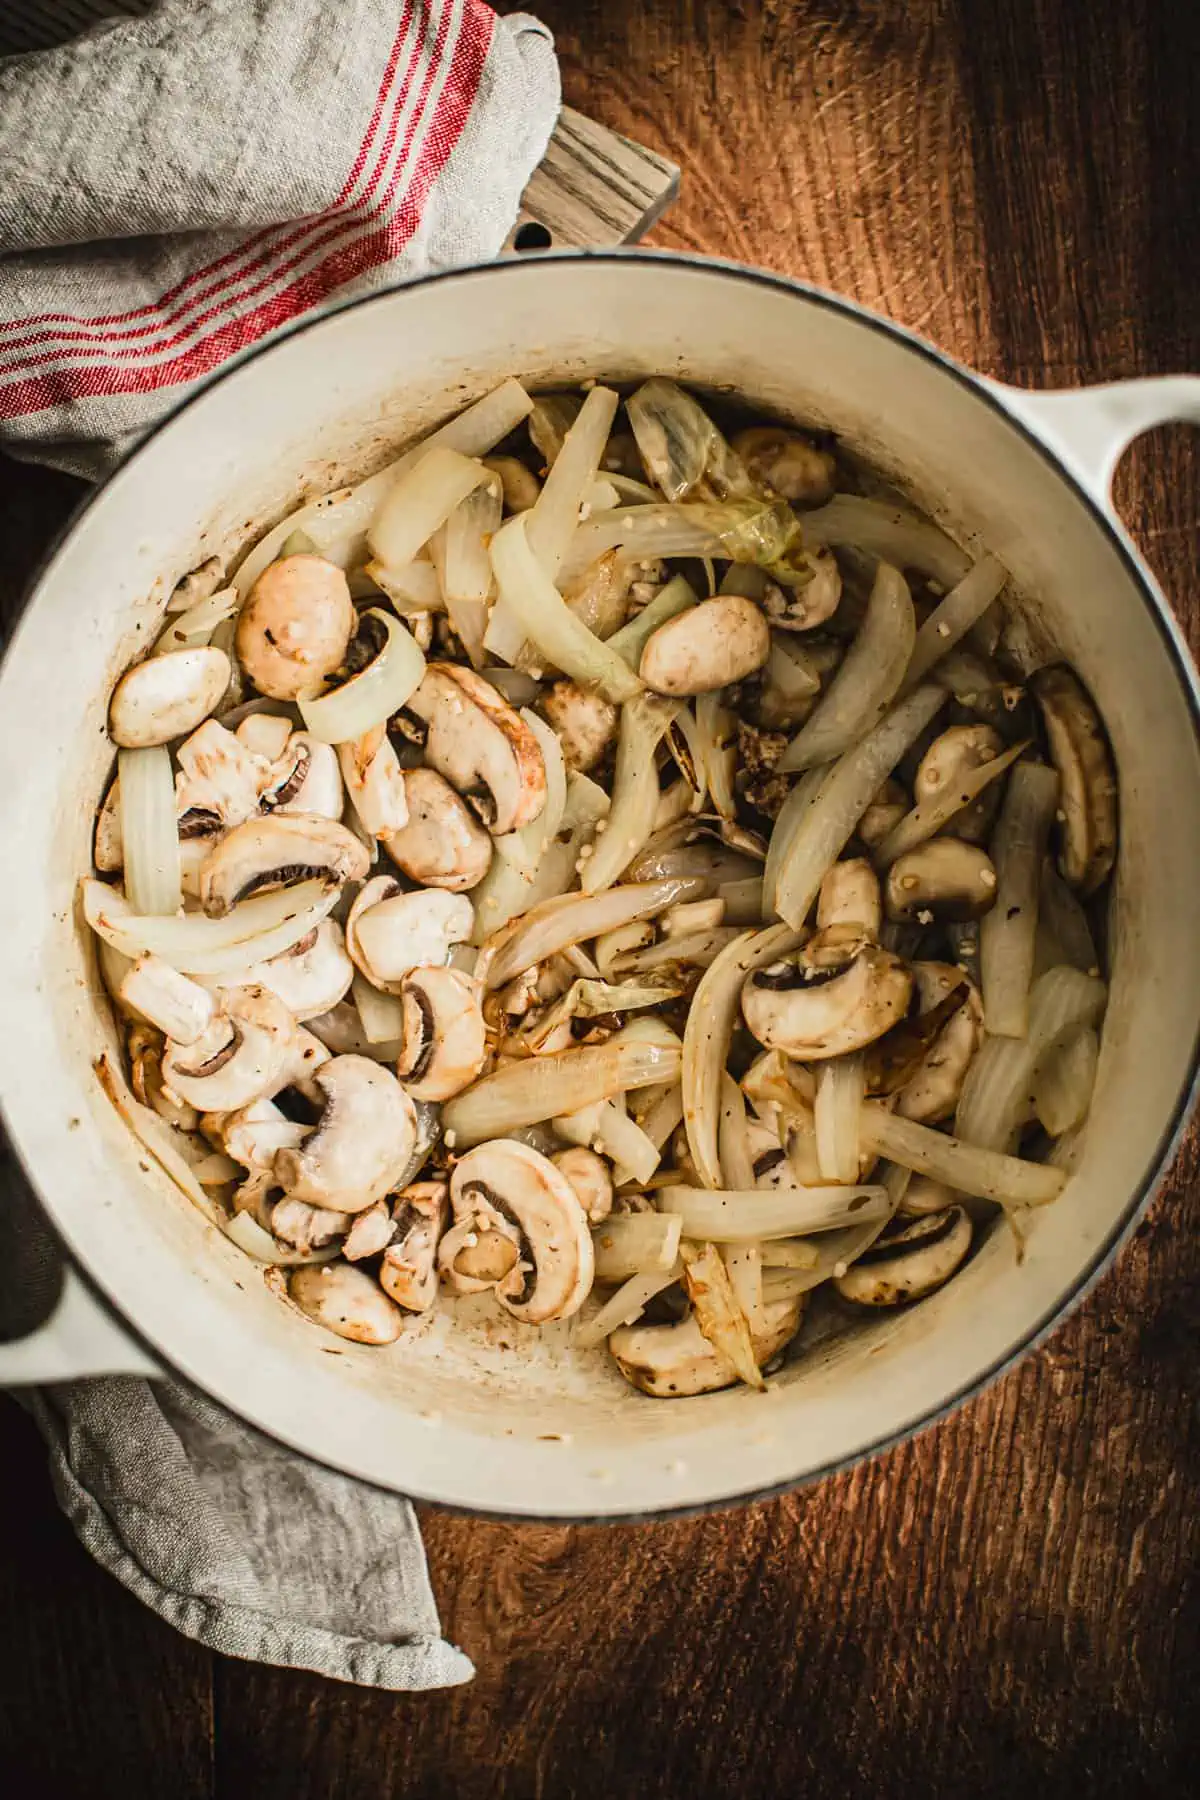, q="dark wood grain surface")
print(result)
[2,2,1198,1795]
